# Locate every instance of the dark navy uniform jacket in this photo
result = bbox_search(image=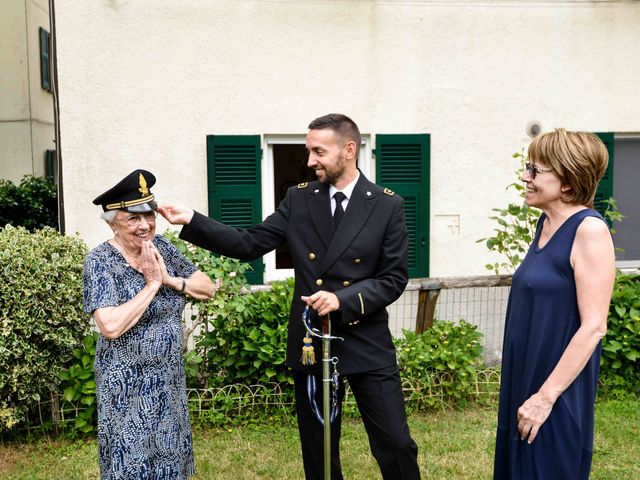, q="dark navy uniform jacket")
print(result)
[180,173,409,375]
